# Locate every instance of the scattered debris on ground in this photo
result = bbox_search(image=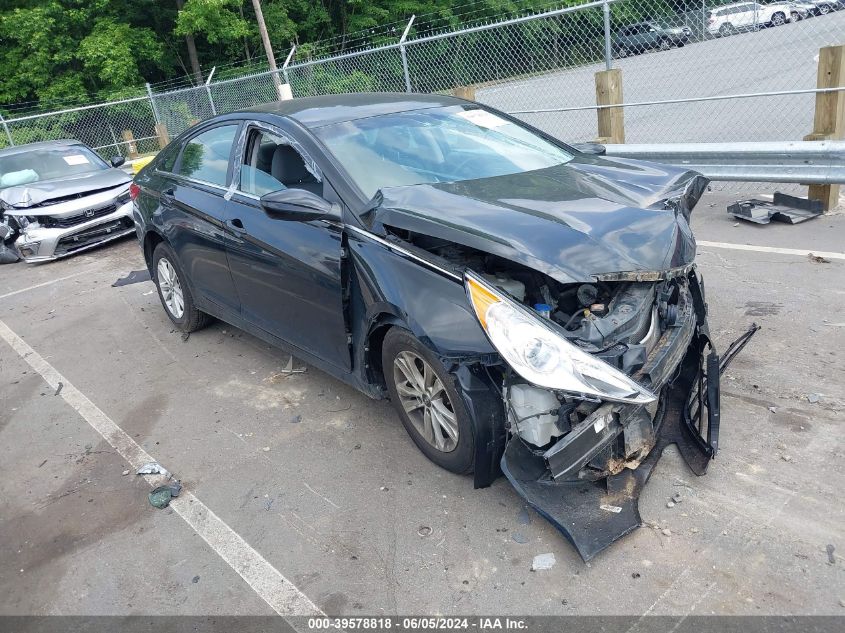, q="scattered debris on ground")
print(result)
[148,481,182,509]
[417,526,432,537]
[517,507,531,525]
[807,393,821,404]
[512,533,528,544]
[54,382,63,396]
[827,544,836,565]
[531,553,556,571]
[808,253,831,264]
[136,462,170,477]
[728,193,823,225]
[112,270,152,287]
